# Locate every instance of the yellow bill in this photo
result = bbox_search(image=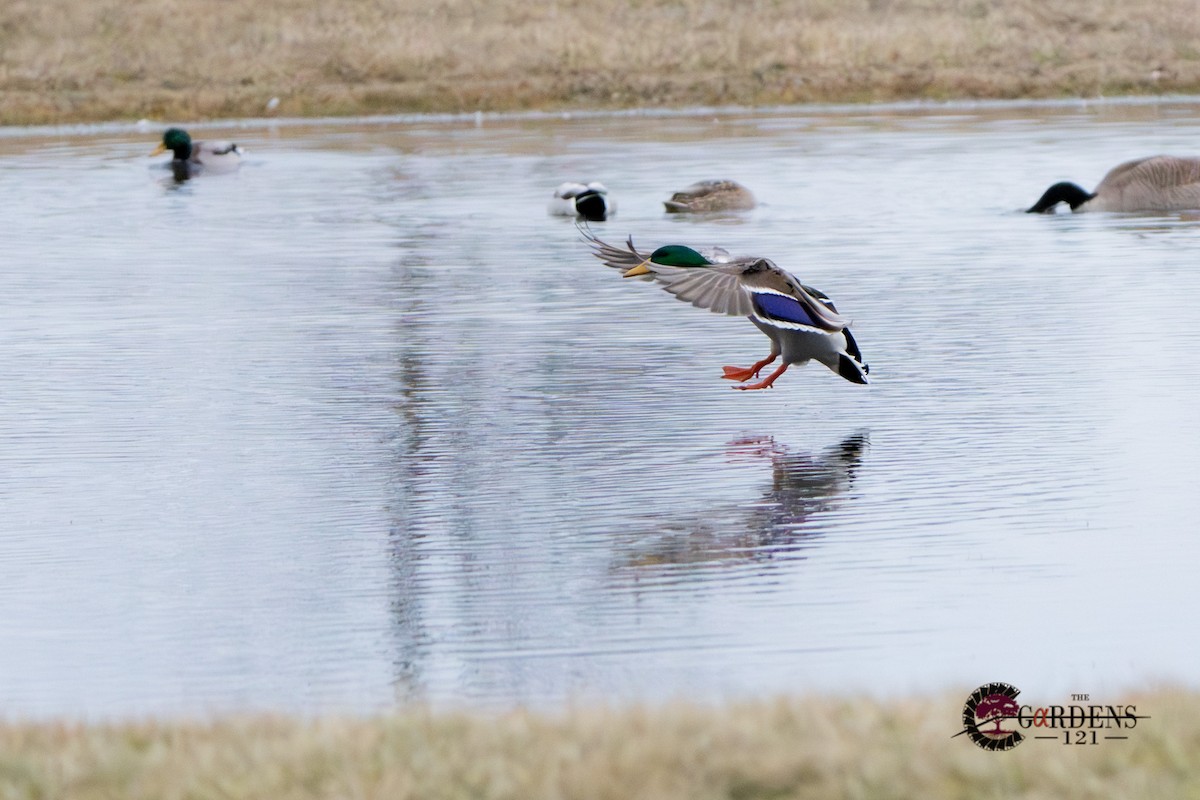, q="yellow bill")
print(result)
[623,259,653,278]
[150,143,167,156]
